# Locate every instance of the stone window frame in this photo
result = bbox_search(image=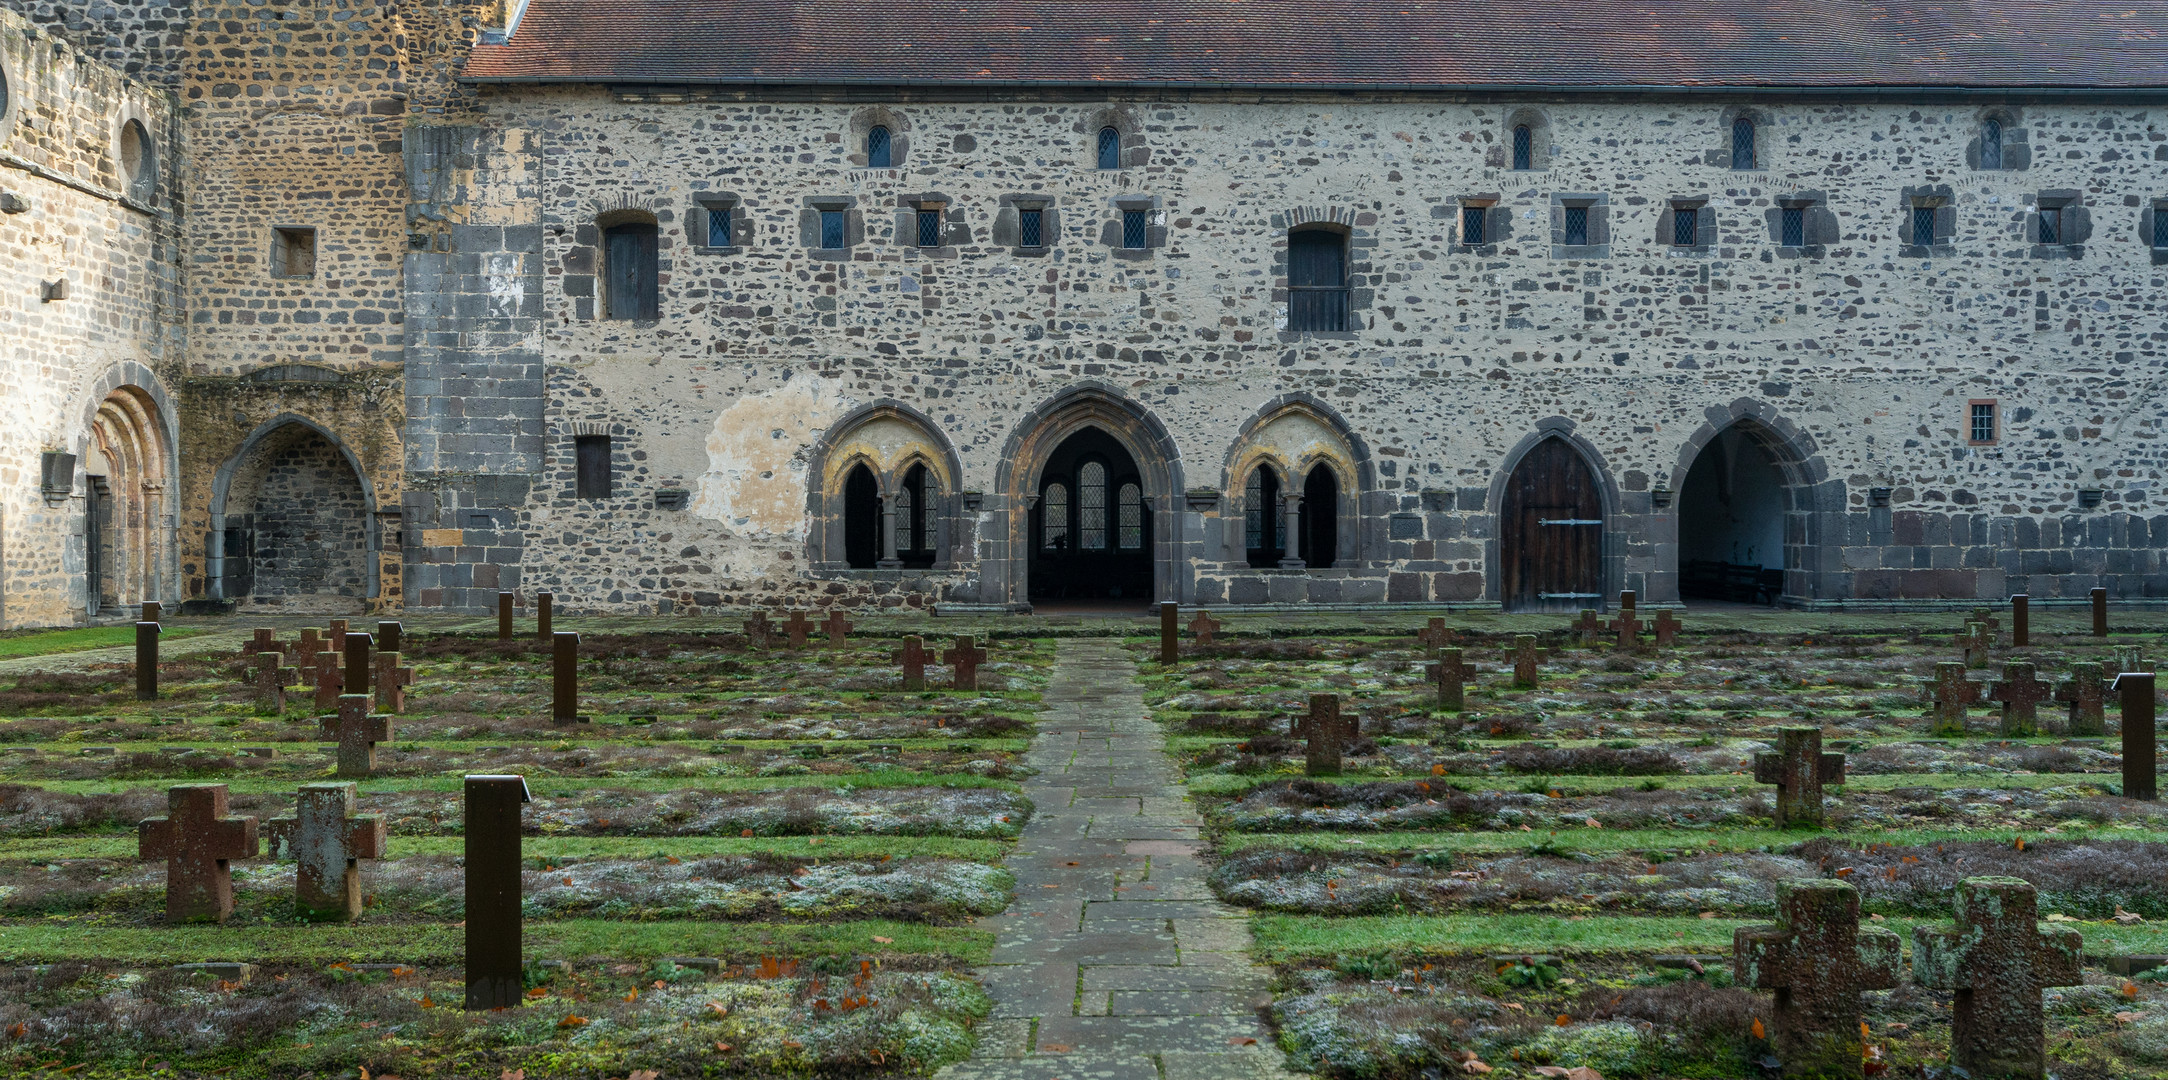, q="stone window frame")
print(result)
[2141,196,2168,265]
[992,194,1059,257]
[1967,399,1999,446]
[0,63,19,152]
[1549,192,1611,259]
[1079,106,1148,170]
[1967,108,2030,171]
[894,191,970,258]
[1715,107,1769,171]
[116,115,158,205]
[1766,190,1836,260]
[1450,193,1511,254]
[2026,189,2089,260]
[804,402,964,576]
[1220,396,1372,571]
[1100,194,1167,260]
[269,225,318,279]
[687,193,752,254]
[1491,107,1552,171]
[799,195,864,261]
[1658,196,1715,254]
[1270,210,1375,342]
[1898,184,1957,259]
[845,107,910,169]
